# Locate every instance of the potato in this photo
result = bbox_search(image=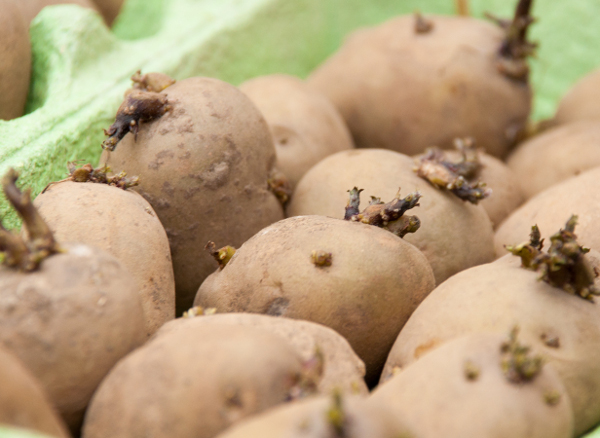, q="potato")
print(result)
[90,0,122,25]
[307,9,533,157]
[288,149,495,285]
[34,180,175,338]
[0,0,31,120]
[494,167,600,255]
[239,74,354,188]
[100,77,284,314]
[372,333,573,438]
[507,121,600,199]
[382,252,600,435]
[554,68,600,125]
[156,313,368,395]
[16,0,99,25]
[0,346,70,438]
[215,394,412,438]
[194,215,435,384]
[83,324,317,438]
